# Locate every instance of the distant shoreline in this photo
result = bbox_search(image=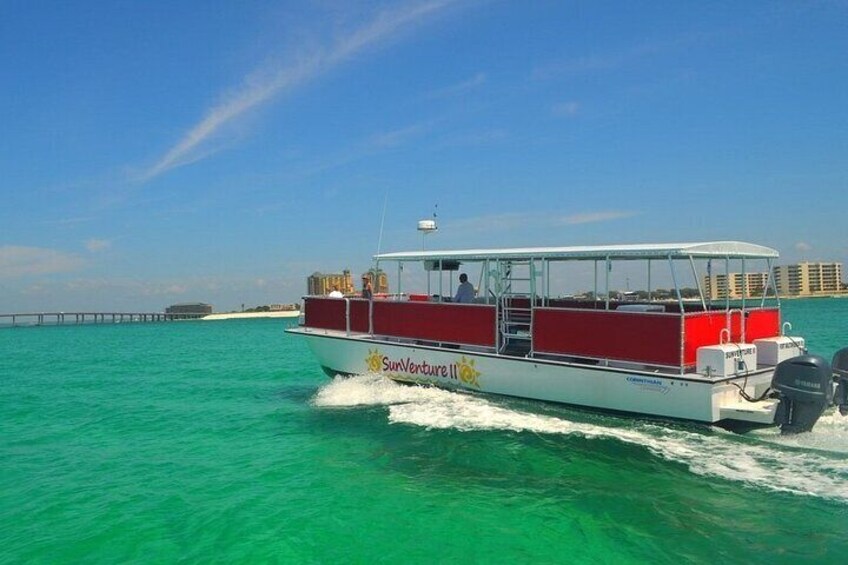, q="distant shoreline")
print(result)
[780,293,848,300]
[202,311,300,321]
